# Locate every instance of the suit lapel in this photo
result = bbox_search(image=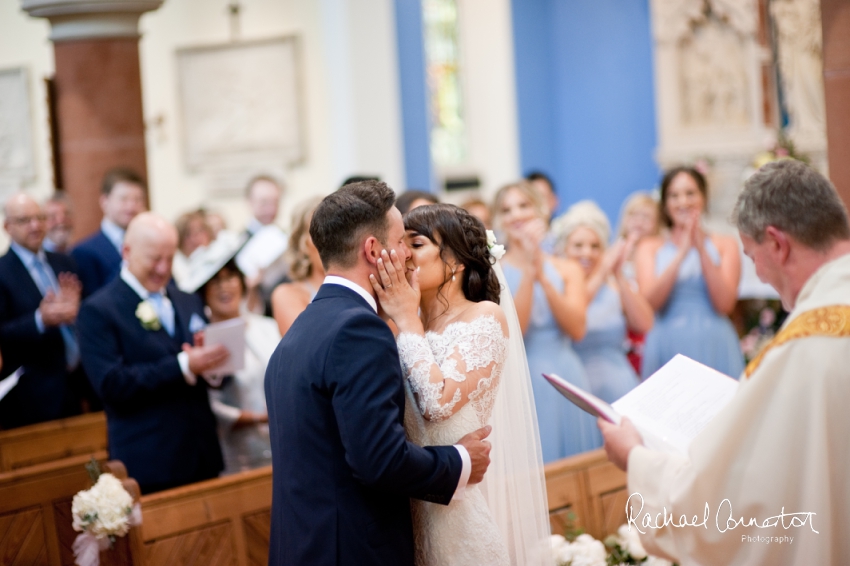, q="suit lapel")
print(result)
[4,251,45,306]
[116,279,181,354]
